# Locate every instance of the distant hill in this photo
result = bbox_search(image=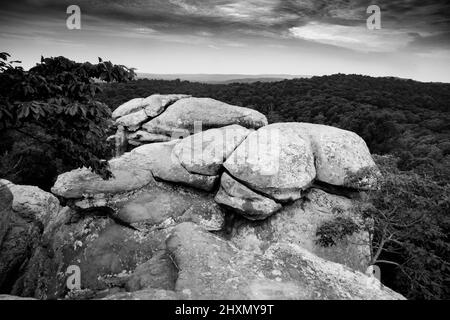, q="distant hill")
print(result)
[137,73,311,83]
